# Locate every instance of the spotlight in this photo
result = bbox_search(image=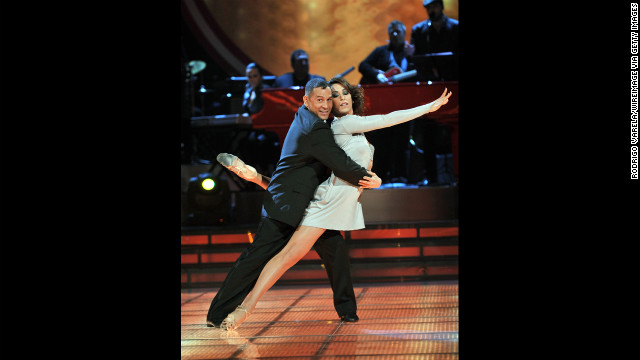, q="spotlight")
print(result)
[185,172,231,226]
[201,178,215,190]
